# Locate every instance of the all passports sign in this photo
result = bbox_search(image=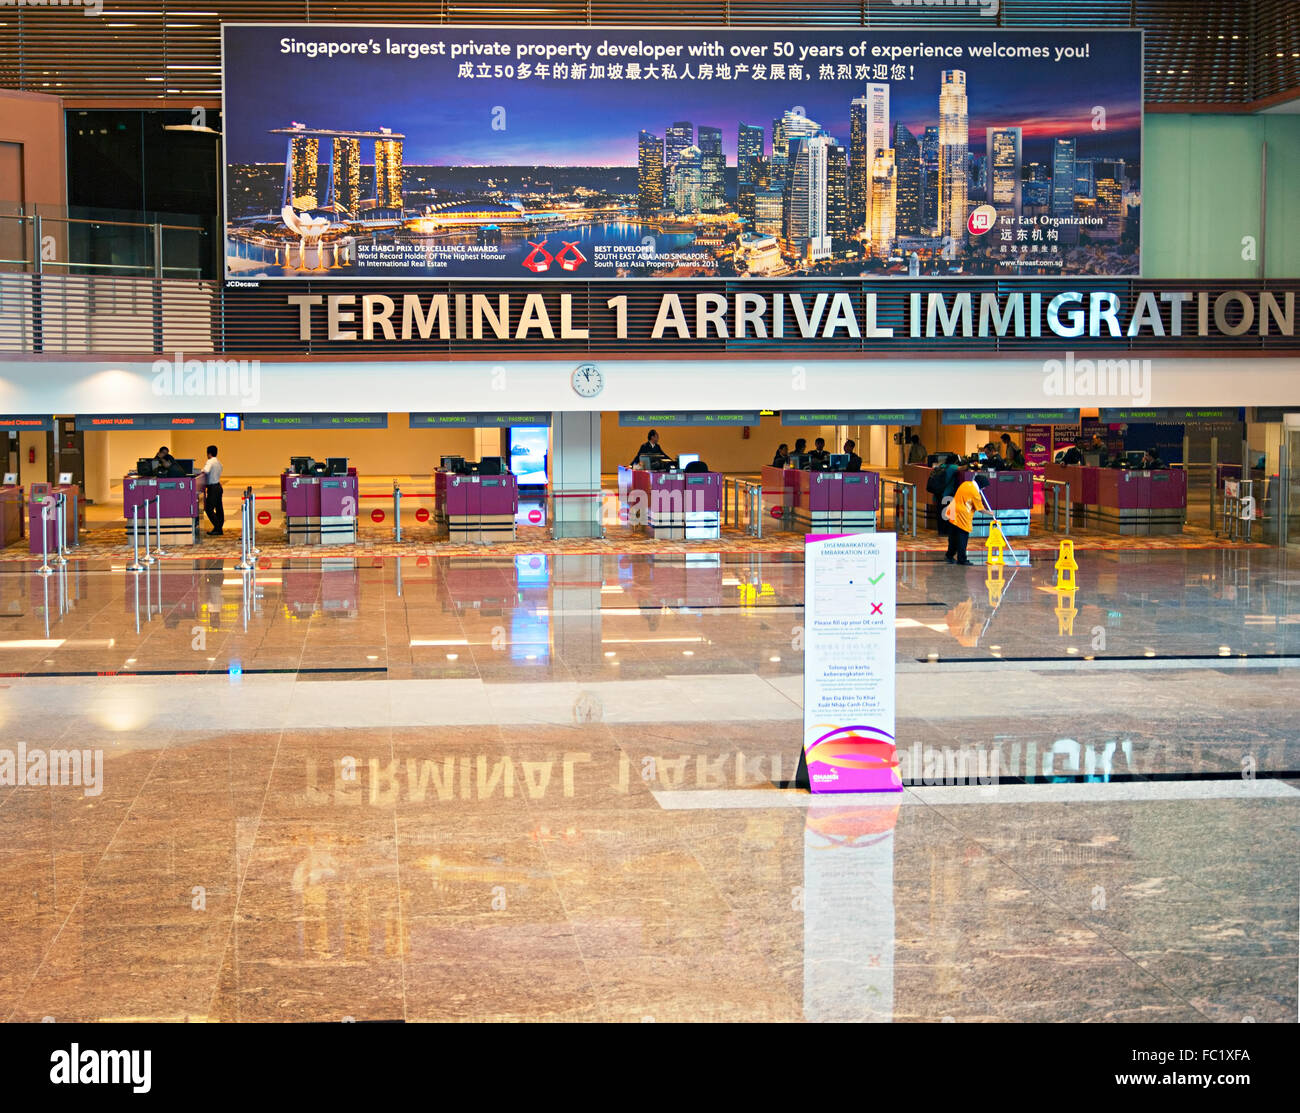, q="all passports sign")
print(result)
[802,531,901,794]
